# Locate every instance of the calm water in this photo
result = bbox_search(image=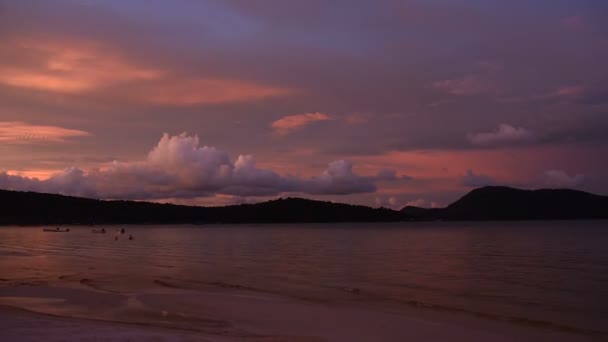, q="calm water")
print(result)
[1,221,607,334]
